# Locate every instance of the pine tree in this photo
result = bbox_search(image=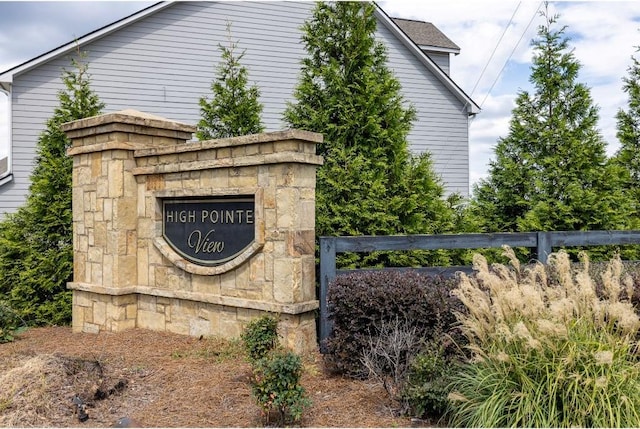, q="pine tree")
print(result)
[613,50,640,225]
[0,51,104,324]
[197,23,264,140]
[283,2,458,267]
[471,6,629,234]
